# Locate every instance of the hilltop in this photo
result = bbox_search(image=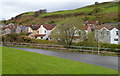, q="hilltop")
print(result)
[2,2,119,25]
